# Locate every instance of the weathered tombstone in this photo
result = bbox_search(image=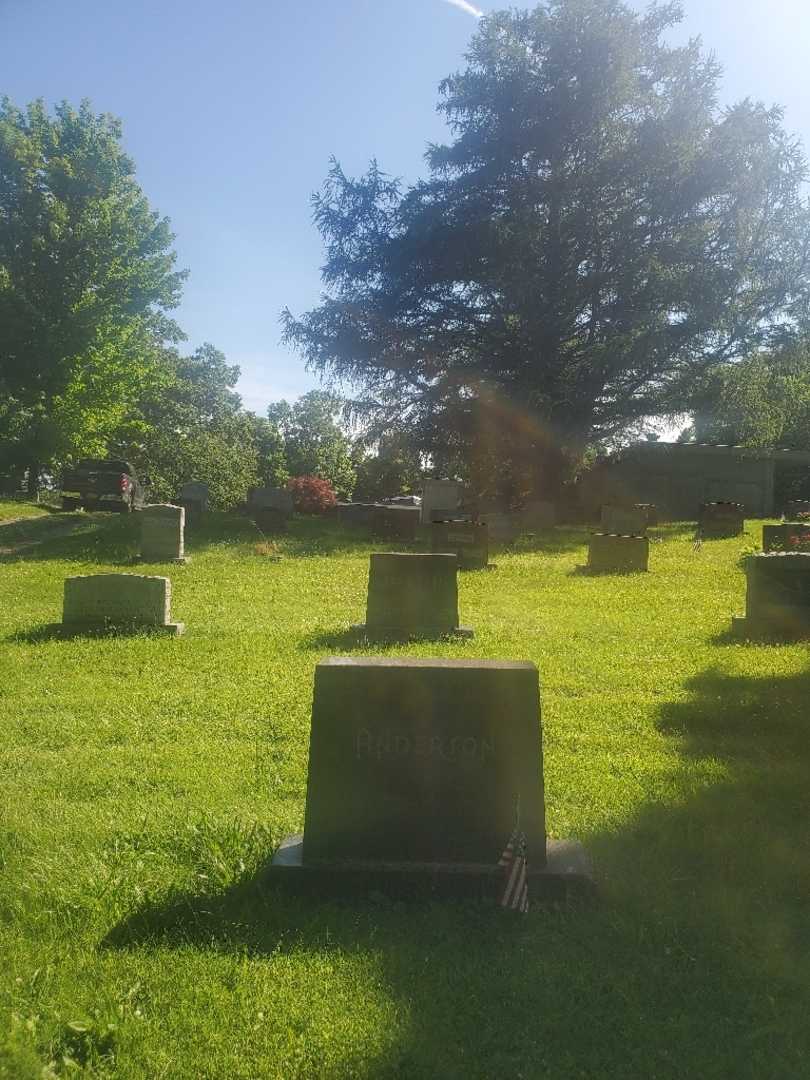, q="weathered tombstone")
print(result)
[634,503,659,527]
[178,481,208,516]
[140,503,186,562]
[357,553,473,639]
[248,487,294,514]
[372,505,420,542]
[588,532,649,573]
[698,501,745,538]
[421,479,463,524]
[268,657,592,898]
[338,502,377,529]
[762,522,810,553]
[431,521,489,570]
[60,574,183,635]
[732,553,810,638]
[520,500,557,530]
[600,505,648,536]
[479,512,519,543]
